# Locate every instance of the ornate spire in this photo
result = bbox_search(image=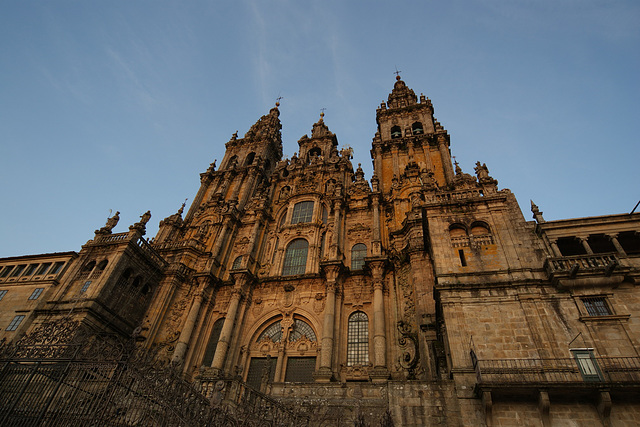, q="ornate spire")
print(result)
[242,101,282,145]
[387,76,418,109]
